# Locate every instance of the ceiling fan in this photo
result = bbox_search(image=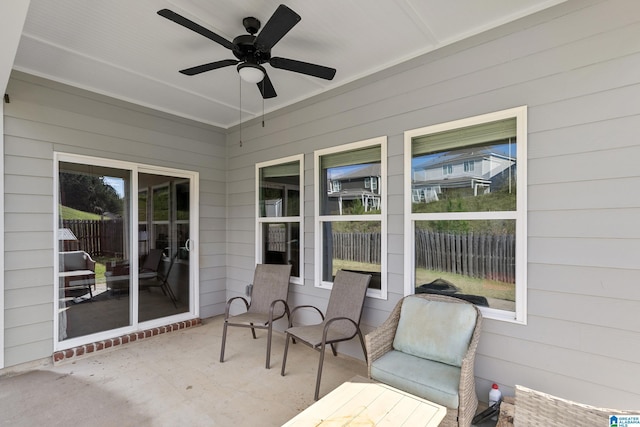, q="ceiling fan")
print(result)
[158,4,336,99]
